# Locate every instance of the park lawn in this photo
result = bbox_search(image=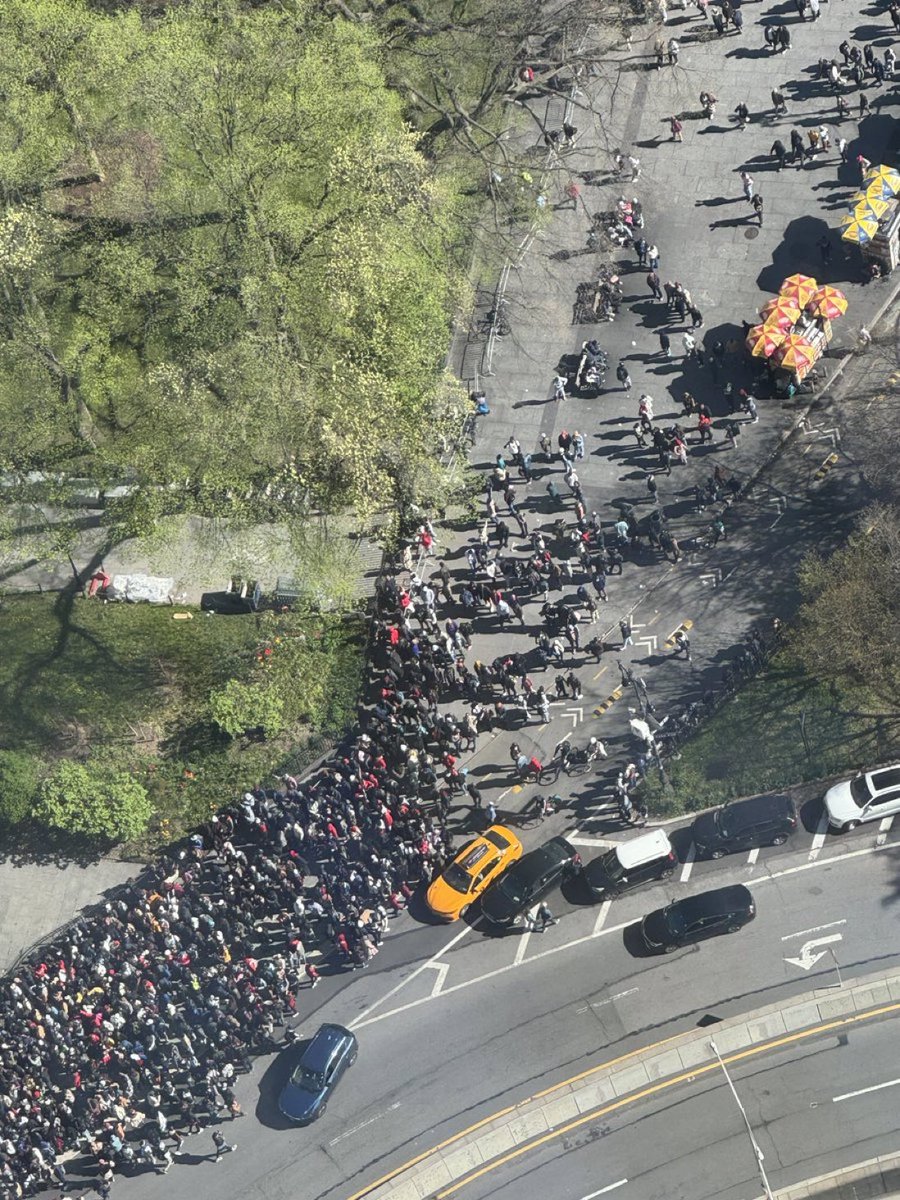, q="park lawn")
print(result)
[0,594,365,848]
[644,653,900,815]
